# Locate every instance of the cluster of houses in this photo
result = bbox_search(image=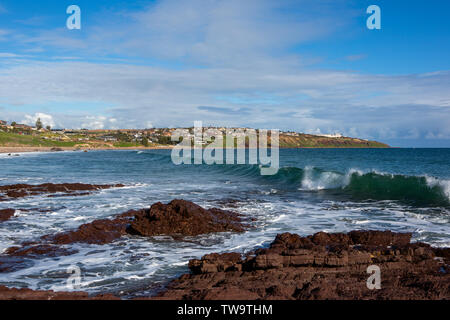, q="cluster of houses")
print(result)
[0,120,49,134]
[0,119,345,145]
